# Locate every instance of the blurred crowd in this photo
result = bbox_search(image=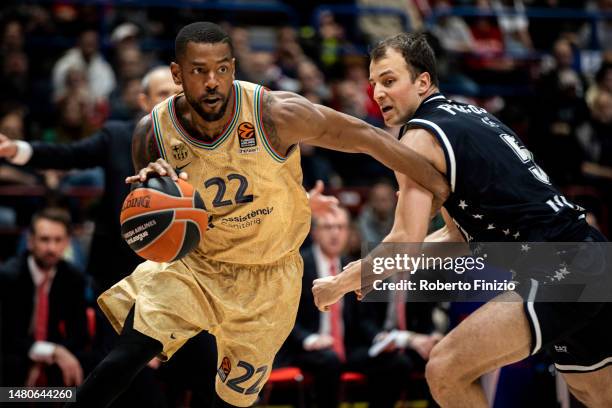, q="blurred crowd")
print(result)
[0,0,610,406]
